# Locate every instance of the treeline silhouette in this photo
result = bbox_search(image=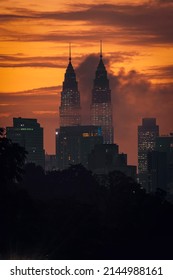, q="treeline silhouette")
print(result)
[1,133,173,259]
